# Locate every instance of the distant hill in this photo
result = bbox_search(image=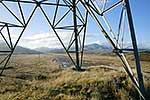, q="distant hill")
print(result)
[0,42,42,54]
[33,47,51,53]
[34,43,112,53]
[34,47,64,53]
[14,46,42,54]
[123,42,150,51]
[83,43,111,53]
